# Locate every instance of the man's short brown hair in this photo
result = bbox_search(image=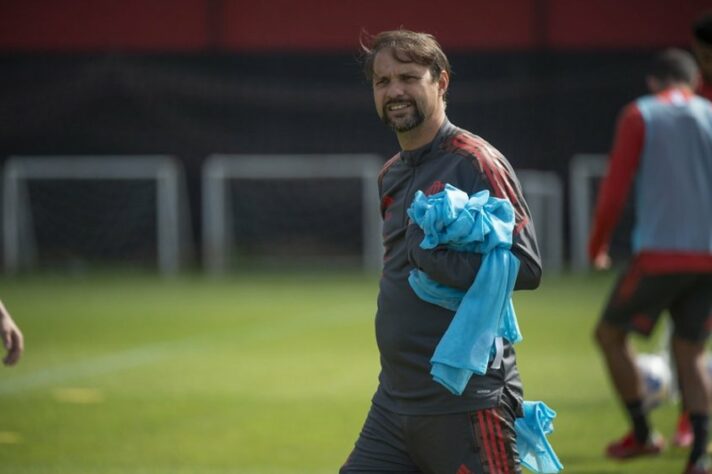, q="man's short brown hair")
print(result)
[360,29,451,84]
[649,48,699,85]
